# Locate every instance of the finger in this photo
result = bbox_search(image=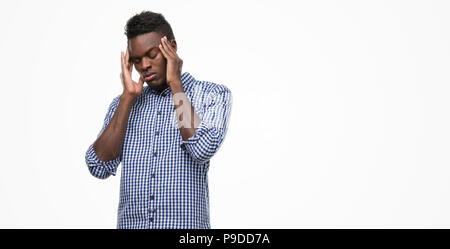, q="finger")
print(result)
[159,43,169,59]
[160,37,175,57]
[121,52,126,72]
[126,48,131,62]
[162,36,176,55]
[127,57,132,72]
[121,52,130,75]
[159,39,169,56]
[125,48,132,71]
[163,36,177,55]
[121,51,132,83]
